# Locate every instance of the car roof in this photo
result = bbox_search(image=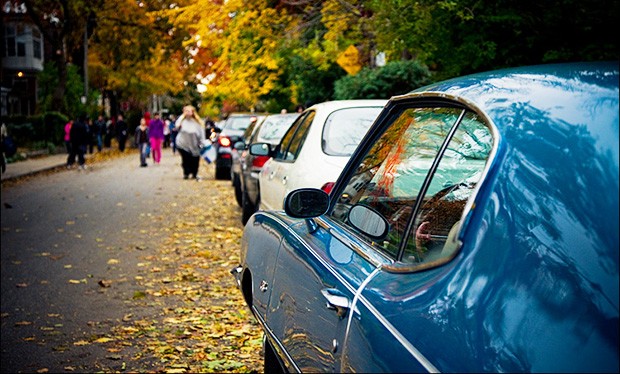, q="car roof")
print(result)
[306,99,388,112]
[403,61,619,141]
